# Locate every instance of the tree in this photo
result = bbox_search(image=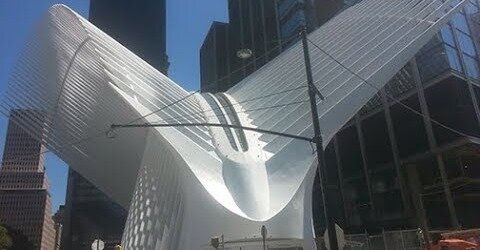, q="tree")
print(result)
[0,225,33,250]
[0,226,12,250]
